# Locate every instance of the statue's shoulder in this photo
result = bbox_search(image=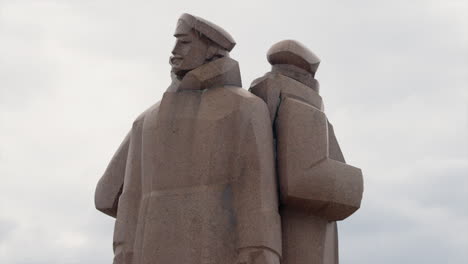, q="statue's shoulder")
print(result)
[250,73,272,88]
[132,101,161,126]
[221,85,265,104]
[217,86,270,119]
[249,72,282,94]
